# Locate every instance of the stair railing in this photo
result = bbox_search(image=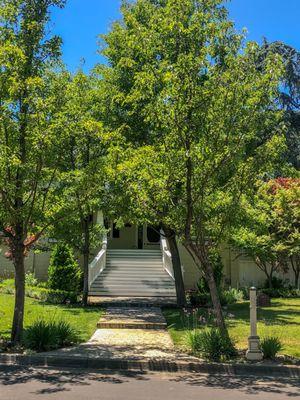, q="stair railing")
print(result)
[88,234,108,289]
[160,230,175,280]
